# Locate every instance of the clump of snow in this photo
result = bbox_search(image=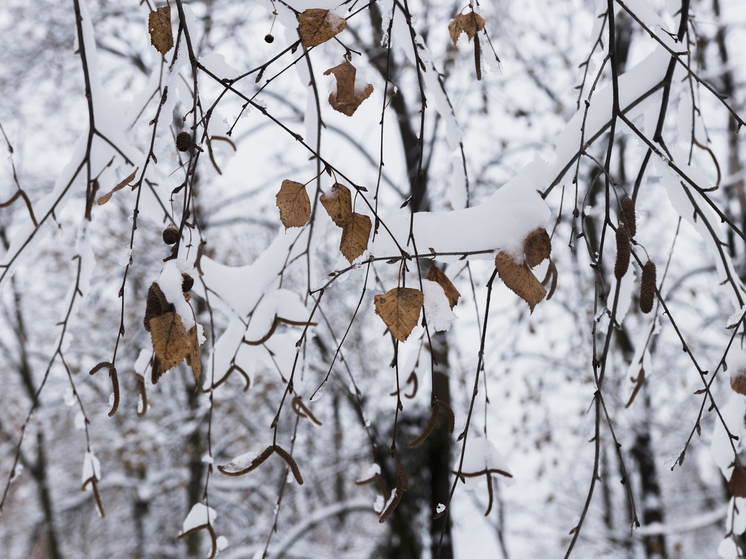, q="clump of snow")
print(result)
[461,437,512,488]
[727,306,746,329]
[156,260,196,331]
[222,449,262,473]
[361,463,381,479]
[202,454,214,465]
[82,452,101,485]
[217,536,229,551]
[422,279,457,332]
[436,503,446,514]
[373,495,384,513]
[64,388,75,407]
[325,11,346,34]
[718,537,738,559]
[180,503,217,535]
[75,411,86,431]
